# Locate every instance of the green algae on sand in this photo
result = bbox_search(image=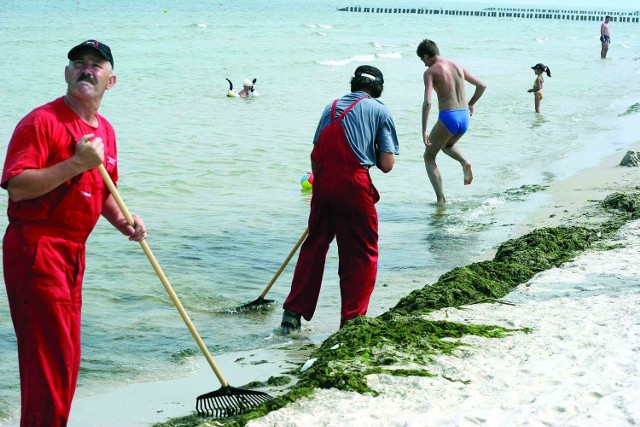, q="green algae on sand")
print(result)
[295,315,519,394]
[241,375,292,389]
[602,191,640,214]
[155,192,640,427]
[388,225,595,317]
[193,316,523,427]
